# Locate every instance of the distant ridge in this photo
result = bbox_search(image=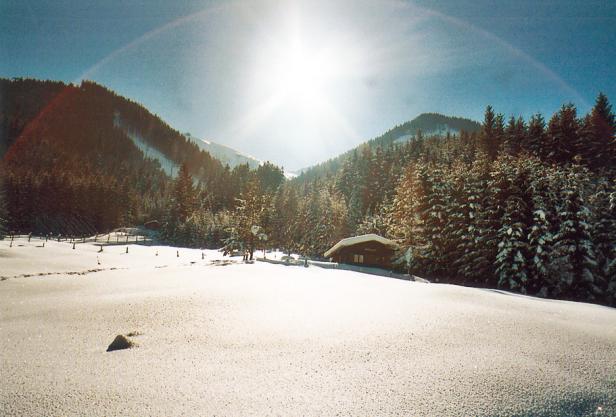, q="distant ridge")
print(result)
[296,113,481,180]
[184,133,261,169]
